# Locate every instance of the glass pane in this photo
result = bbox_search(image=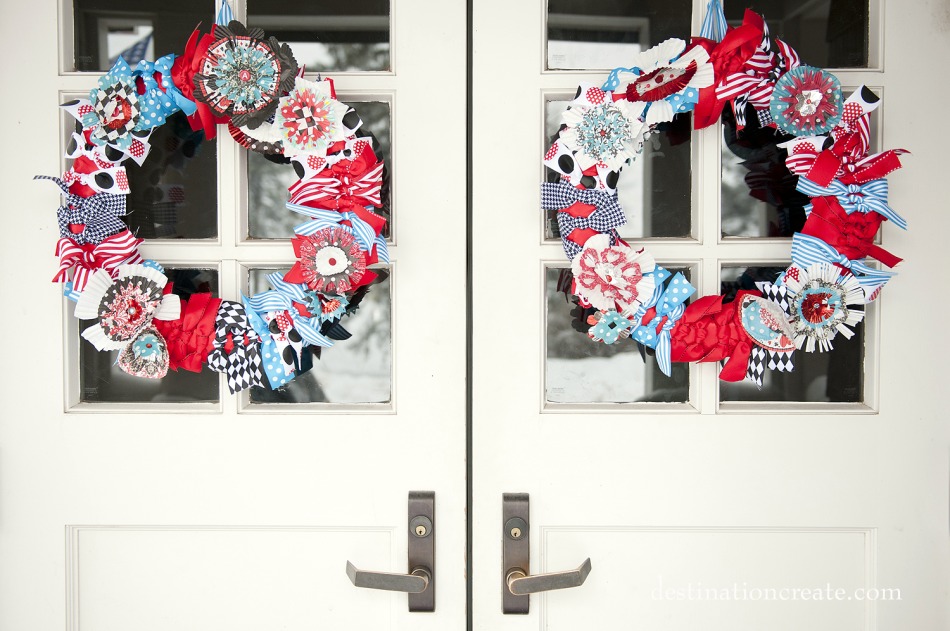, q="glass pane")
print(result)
[73,0,214,72]
[248,101,391,240]
[545,266,690,404]
[546,0,692,70]
[247,268,392,404]
[79,268,220,403]
[247,0,390,72]
[724,1,869,68]
[719,265,864,403]
[544,99,691,240]
[122,111,218,239]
